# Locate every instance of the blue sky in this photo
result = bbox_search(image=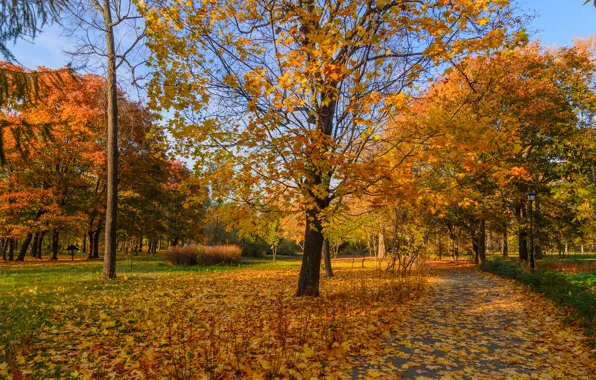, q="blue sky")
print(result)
[8,1,596,71]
